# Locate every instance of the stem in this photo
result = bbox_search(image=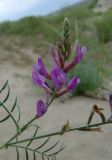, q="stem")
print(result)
[0,95,55,150]
[0,116,36,150]
[8,120,112,146]
[47,95,56,108]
